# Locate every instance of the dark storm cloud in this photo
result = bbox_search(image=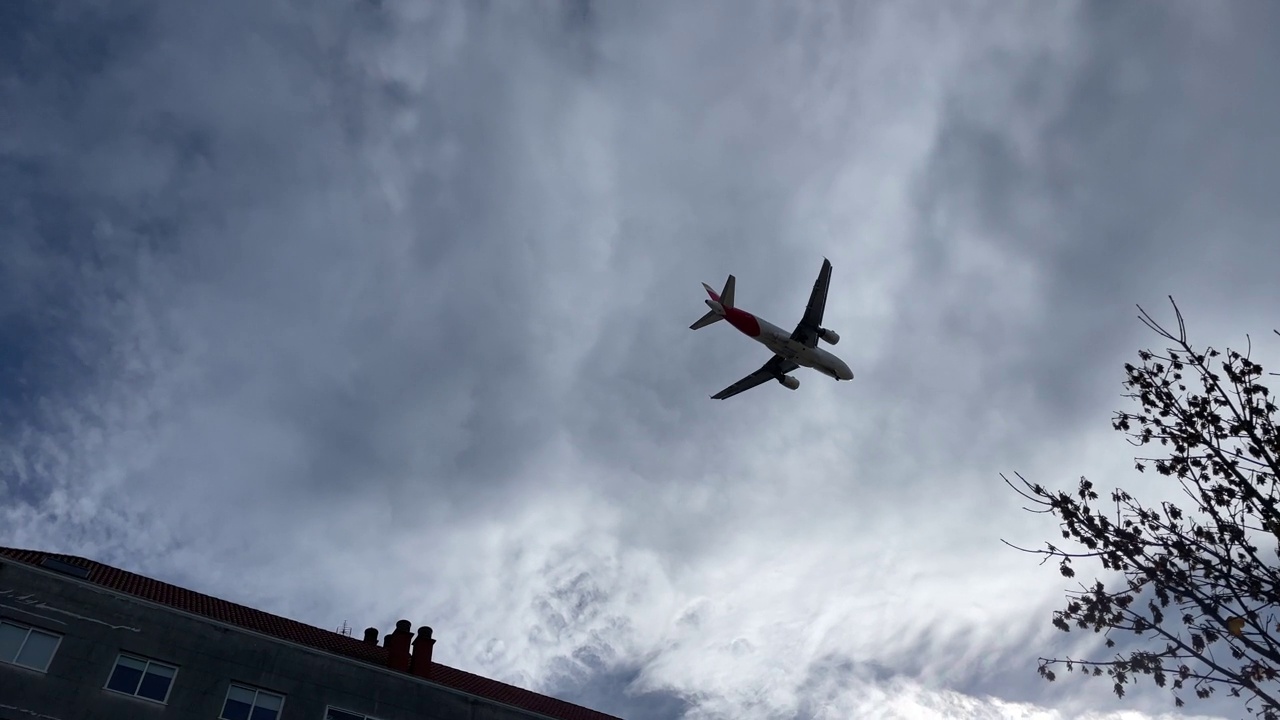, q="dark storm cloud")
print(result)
[2,2,590,516]
[905,0,1280,437]
[0,2,183,511]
